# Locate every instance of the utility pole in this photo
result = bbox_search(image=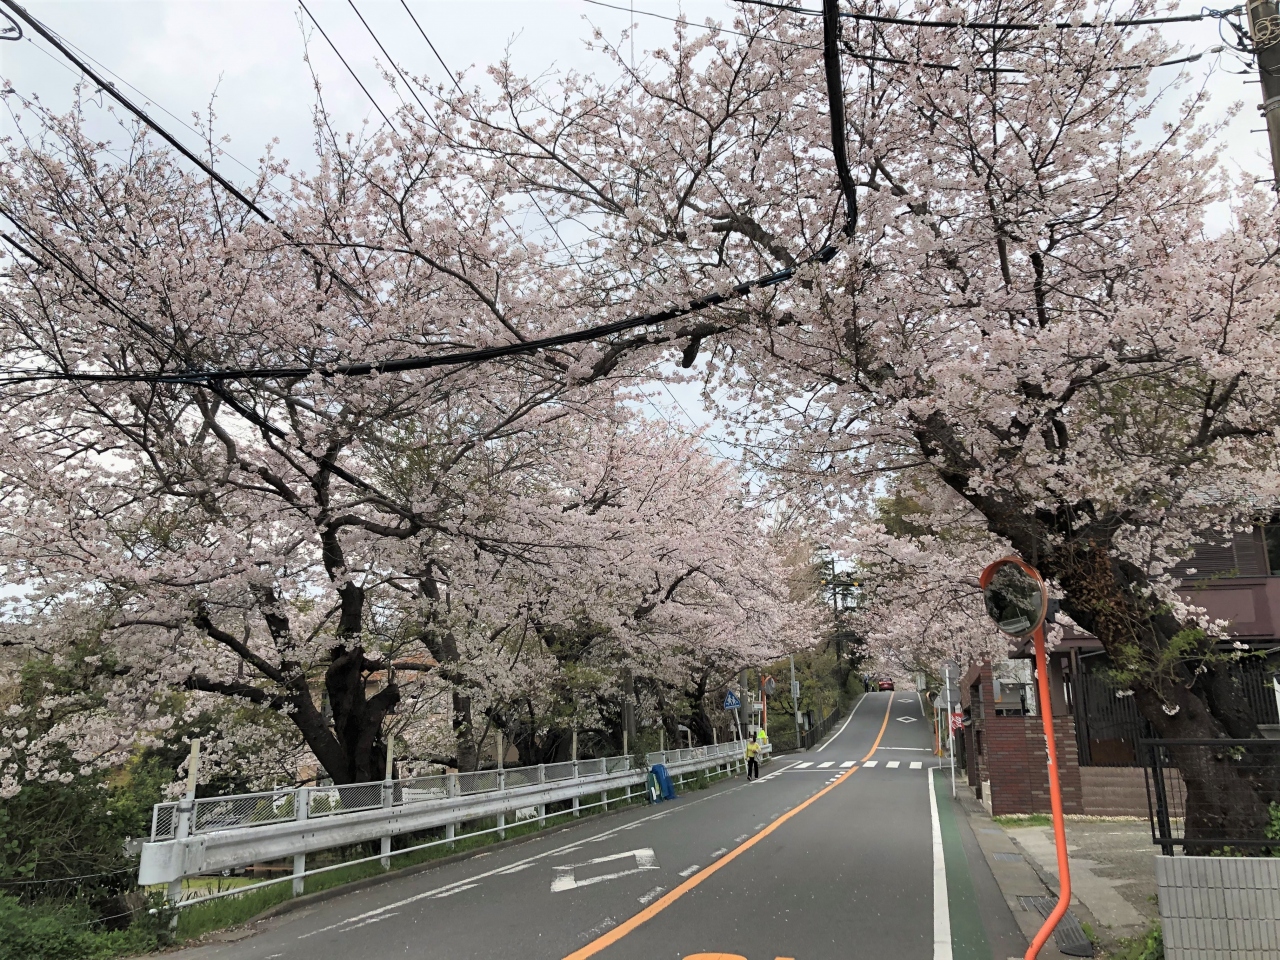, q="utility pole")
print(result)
[790,654,802,750]
[944,663,957,798]
[622,668,636,754]
[1248,0,1280,187]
